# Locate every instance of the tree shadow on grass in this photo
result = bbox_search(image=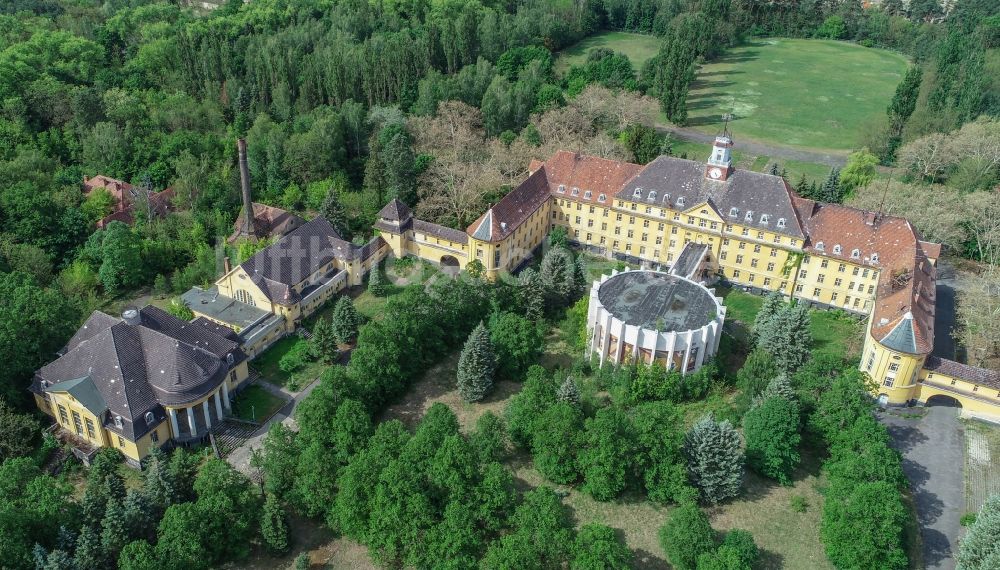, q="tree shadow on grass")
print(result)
[757,548,785,569]
[633,549,670,569]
